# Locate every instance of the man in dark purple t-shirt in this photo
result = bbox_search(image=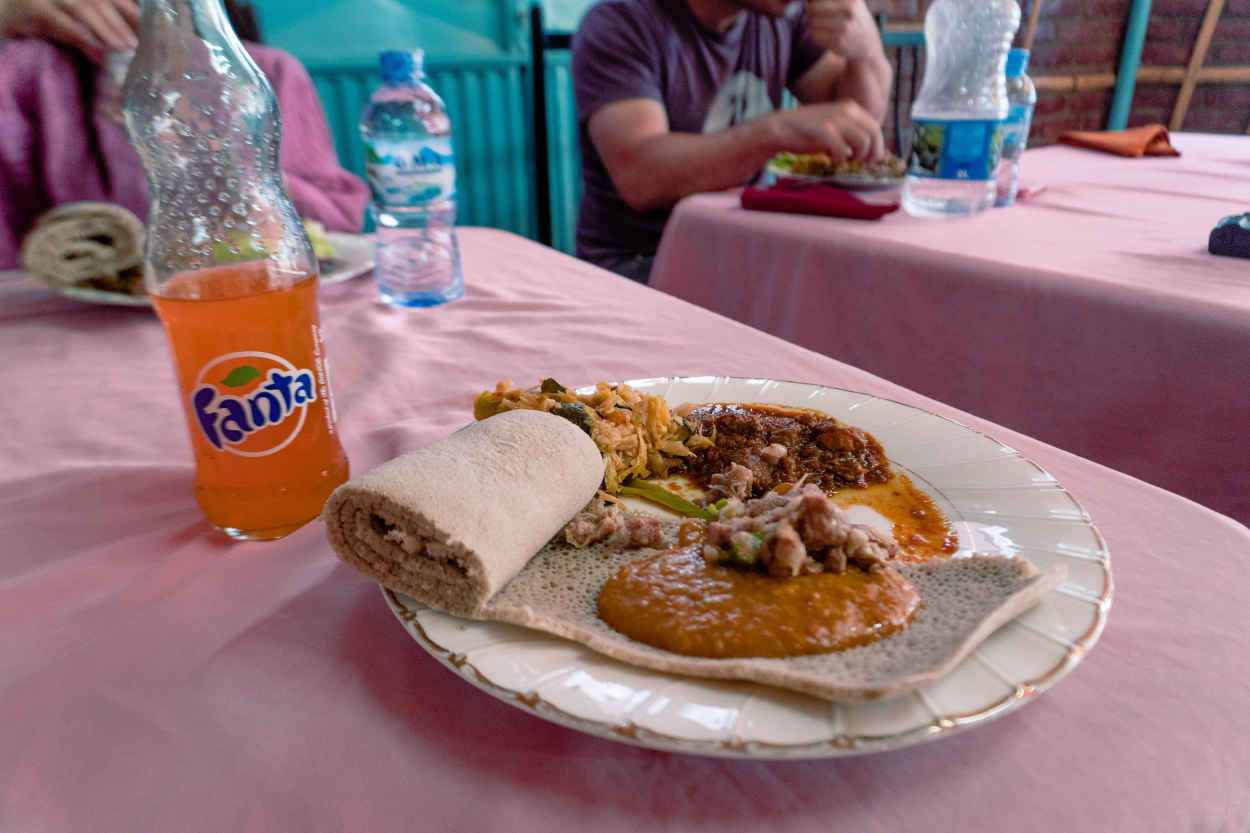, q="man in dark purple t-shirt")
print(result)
[572,0,891,281]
